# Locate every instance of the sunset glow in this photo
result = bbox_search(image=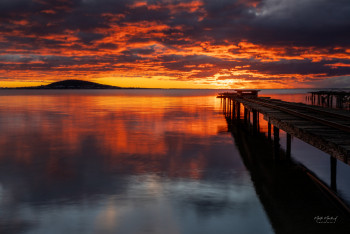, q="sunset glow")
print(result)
[0,93,226,178]
[1,0,350,88]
